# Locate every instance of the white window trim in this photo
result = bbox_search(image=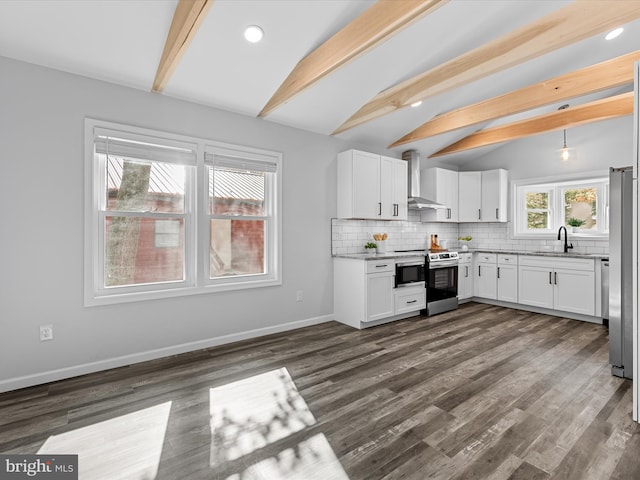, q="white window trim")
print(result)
[512,172,609,240]
[84,118,282,306]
